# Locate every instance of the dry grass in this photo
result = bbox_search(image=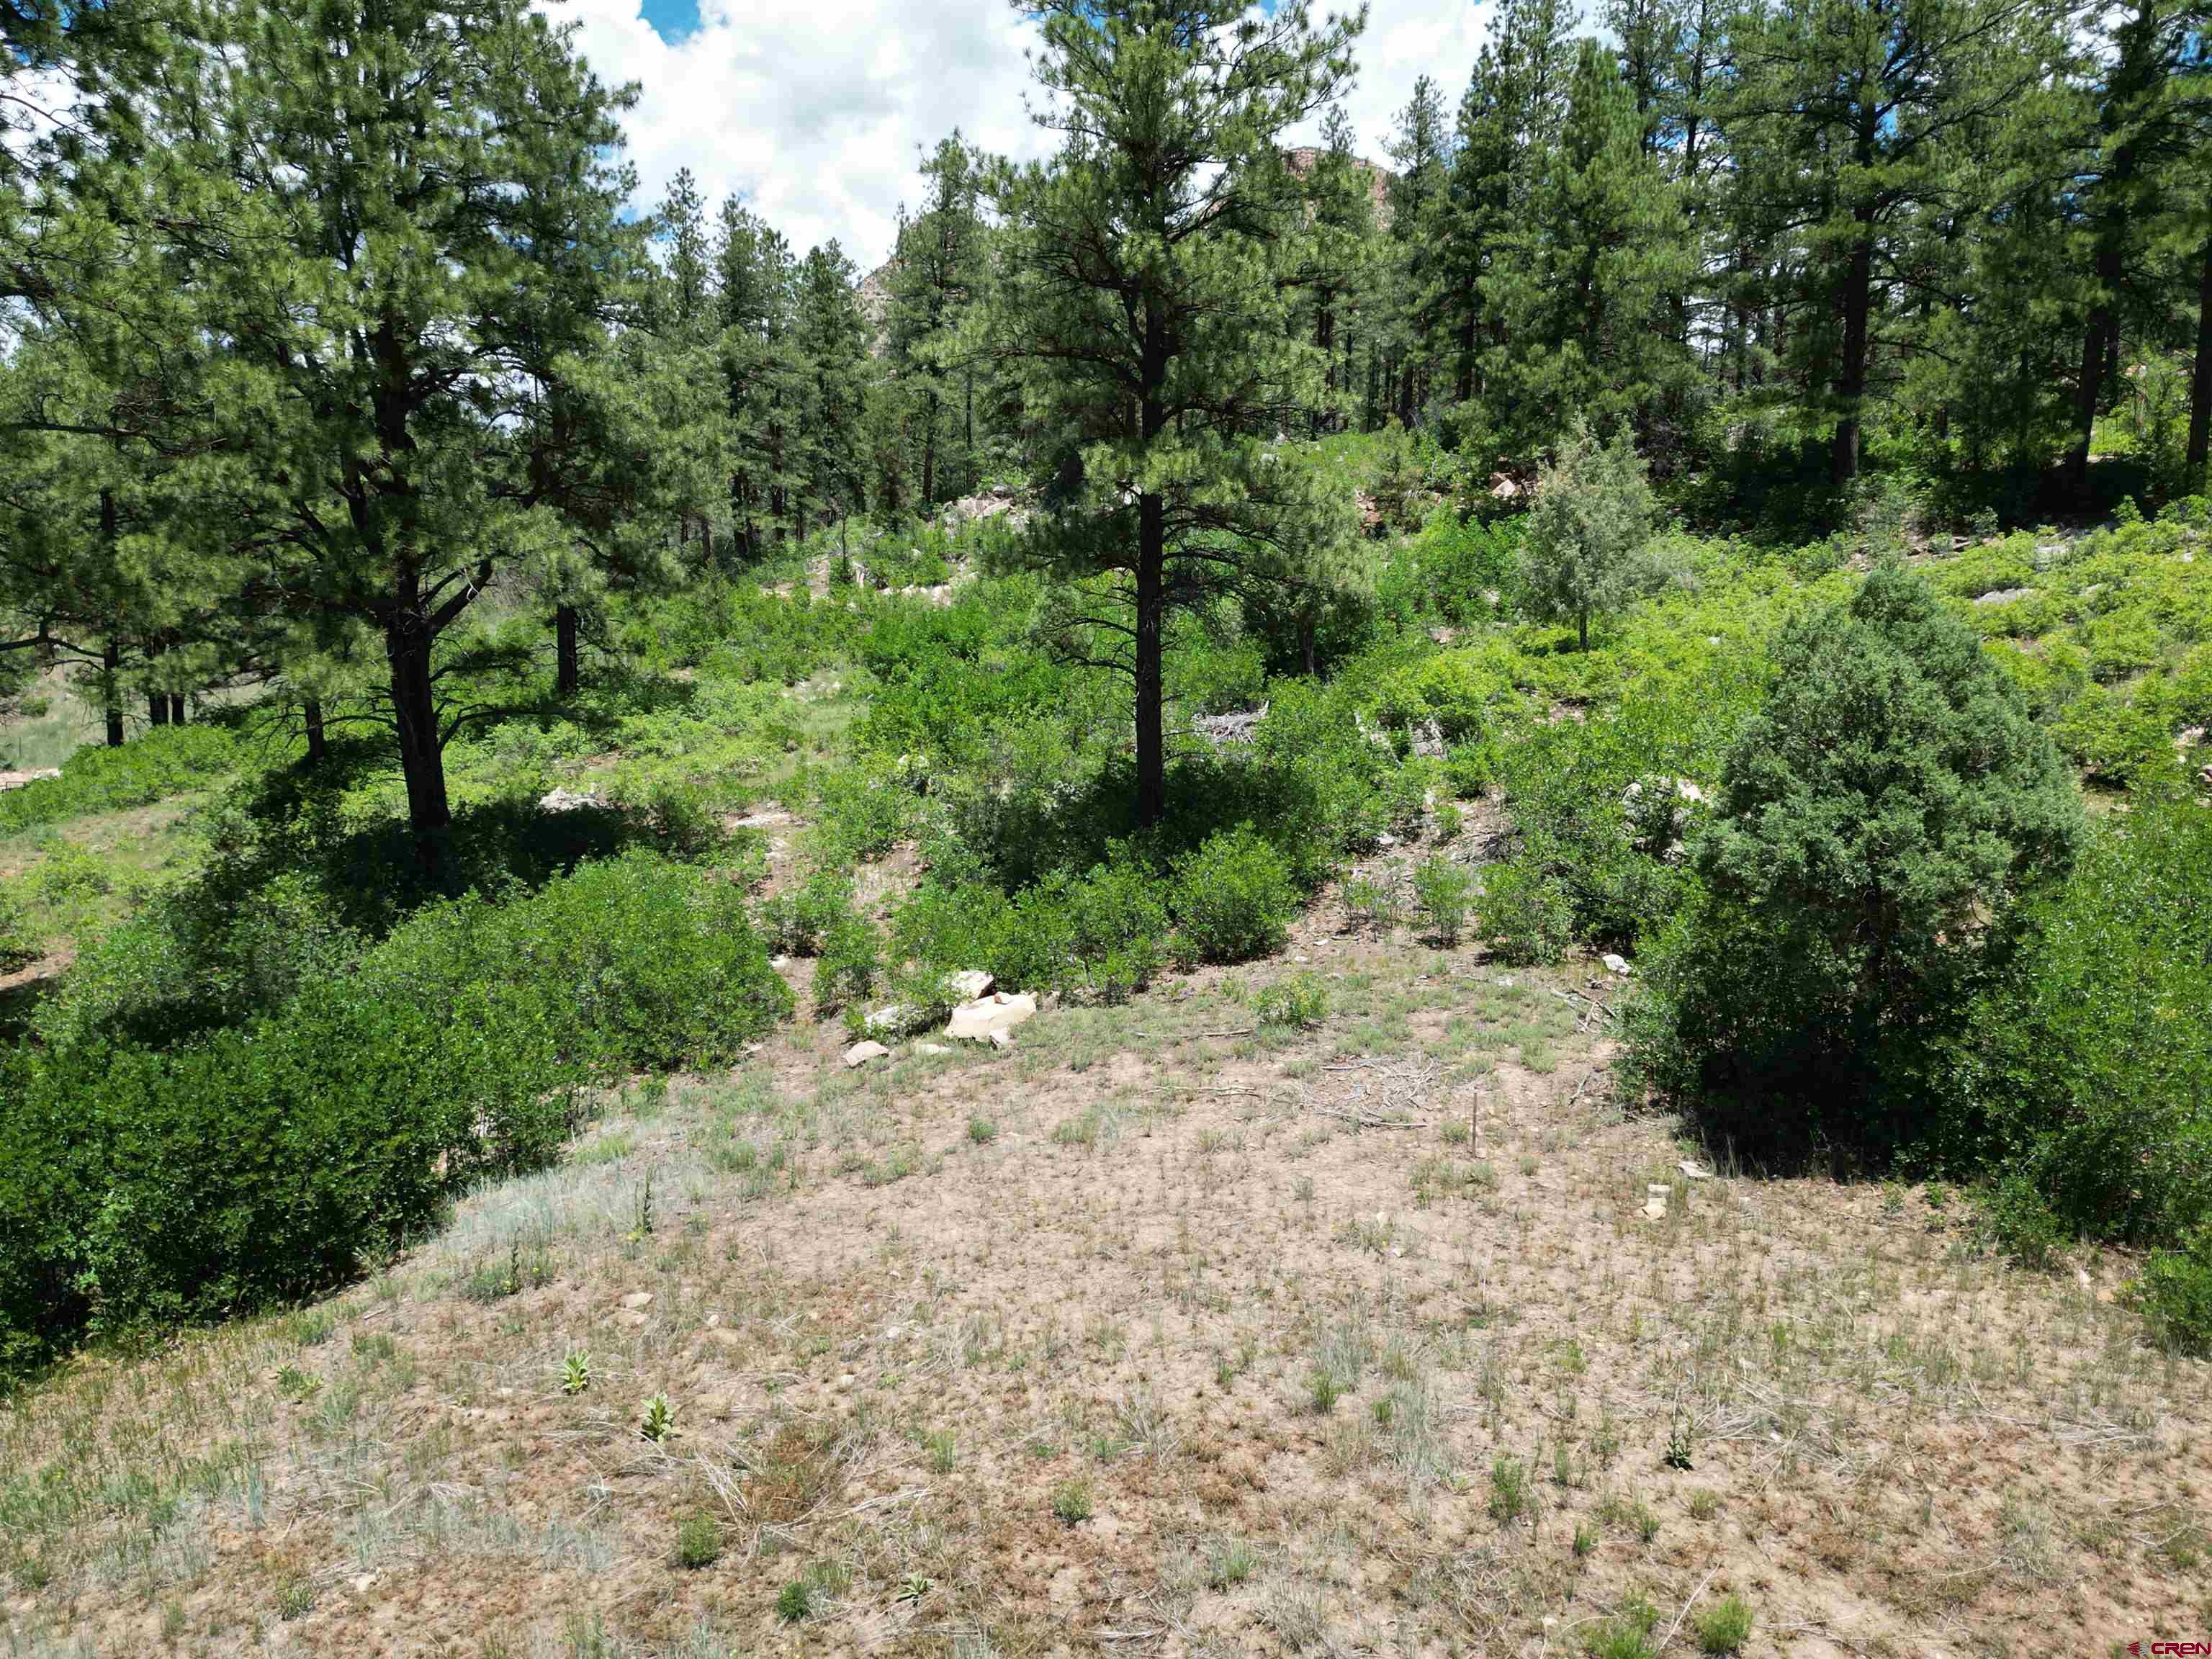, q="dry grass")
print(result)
[2,890,2206,1658]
